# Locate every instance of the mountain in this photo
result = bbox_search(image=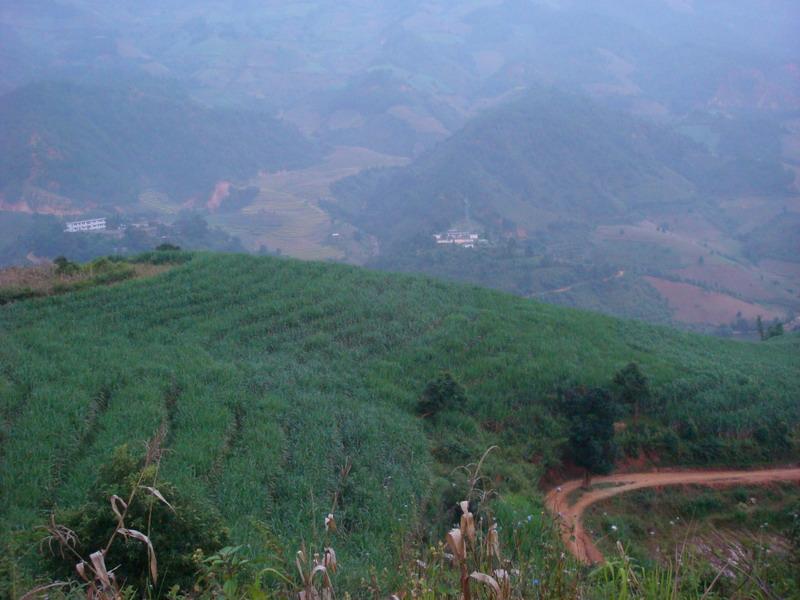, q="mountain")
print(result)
[330,89,798,330]
[2,1,797,156]
[334,90,704,246]
[0,81,319,214]
[1,253,798,592]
